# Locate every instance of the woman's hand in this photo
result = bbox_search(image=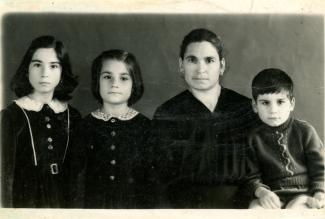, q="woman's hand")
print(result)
[255,187,281,209]
[307,192,325,209]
